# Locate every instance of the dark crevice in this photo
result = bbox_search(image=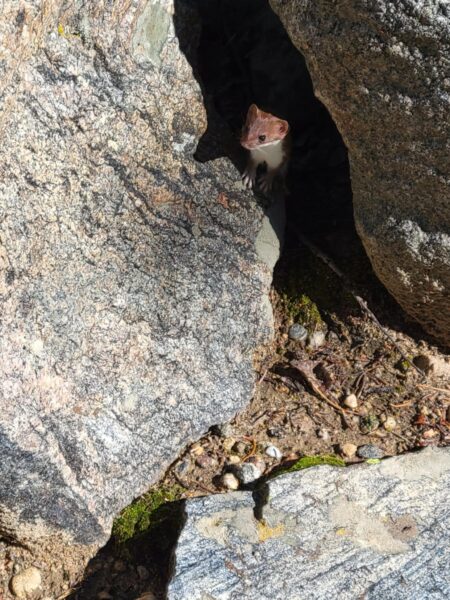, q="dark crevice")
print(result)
[174,0,354,234]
